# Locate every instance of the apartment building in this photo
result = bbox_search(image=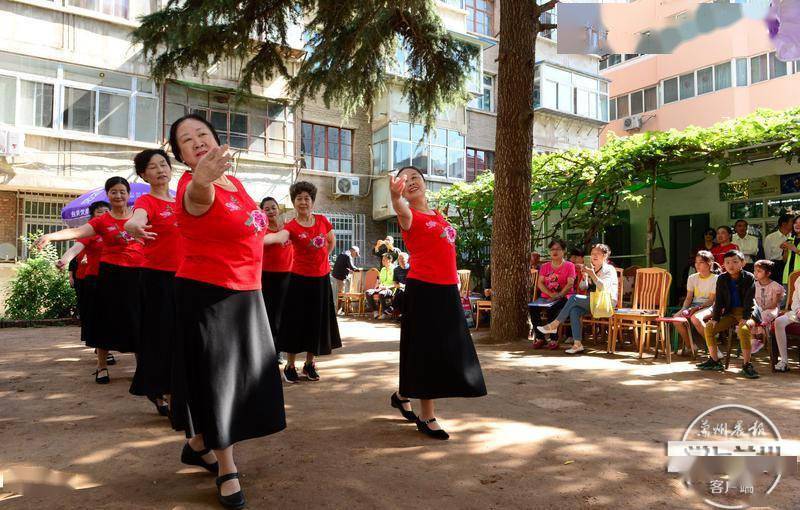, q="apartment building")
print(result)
[0,0,605,268]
